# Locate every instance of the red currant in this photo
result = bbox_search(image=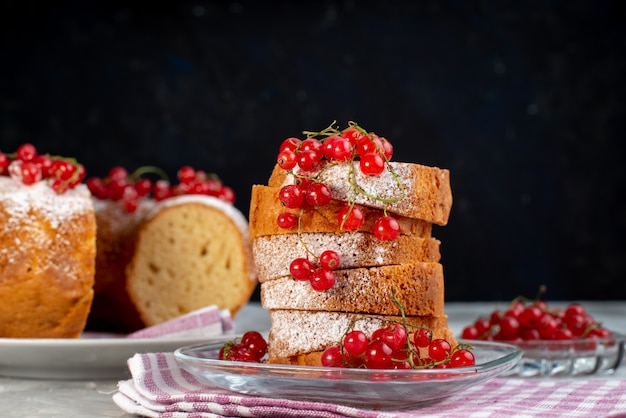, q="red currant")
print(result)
[279,137,301,153]
[277,149,297,170]
[299,138,322,152]
[341,127,365,145]
[323,135,353,161]
[33,155,53,177]
[108,166,128,182]
[497,316,520,340]
[518,305,543,328]
[380,137,393,160]
[296,149,323,172]
[279,185,304,208]
[21,161,42,185]
[241,331,267,360]
[16,143,37,162]
[554,328,574,340]
[564,303,586,318]
[365,340,394,369]
[474,317,491,336]
[356,136,383,158]
[448,349,475,367]
[309,267,336,291]
[461,326,479,340]
[305,182,332,207]
[319,250,340,270]
[359,152,385,176]
[372,216,401,241]
[428,339,451,362]
[375,324,407,352]
[589,327,611,339]
[87,177,108,199]
[564,313,587,337]
[134,178,152,197]
[343,330,369,356]
[228,344,258,362]
[177,165,196,183]
[277,212,298,229]
[289,257,314,281]
[153,179,172,201]
[218,186,236,203]
[337,205,365,230]
[321,345,345,367]
[414,327,433,347]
